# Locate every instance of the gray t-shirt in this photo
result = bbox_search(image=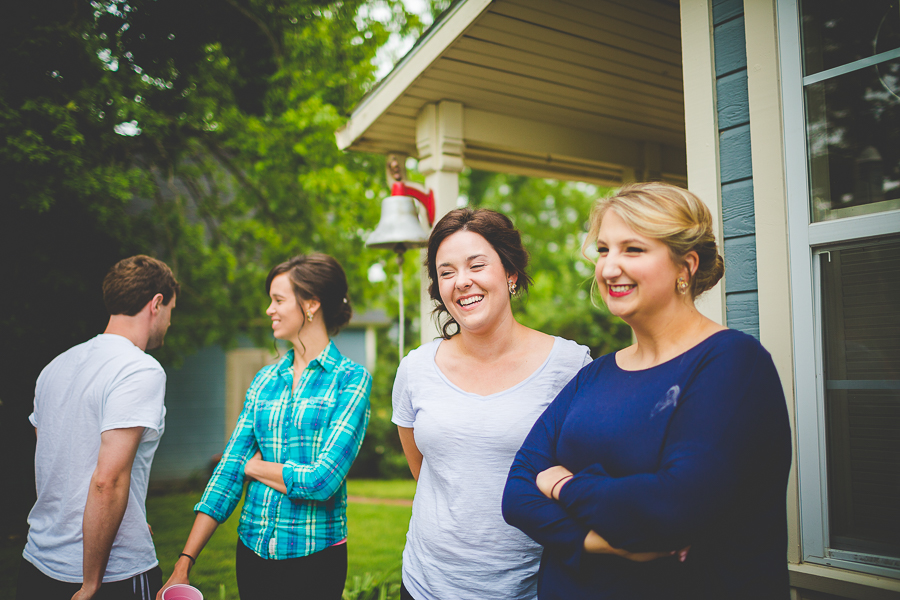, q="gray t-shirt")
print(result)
[24,334,166,583]
[392,337,591,600]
